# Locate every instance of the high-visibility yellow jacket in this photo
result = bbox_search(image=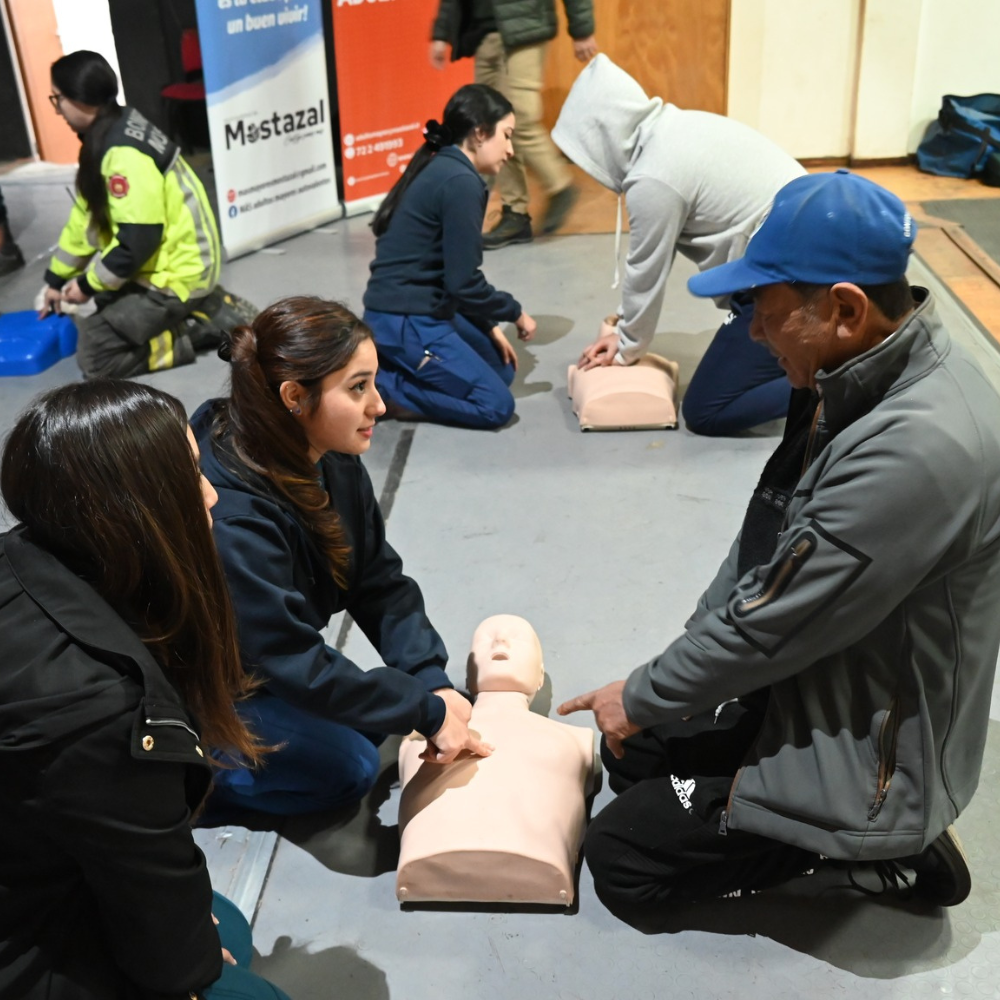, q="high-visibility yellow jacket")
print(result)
[45,106,221,302]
